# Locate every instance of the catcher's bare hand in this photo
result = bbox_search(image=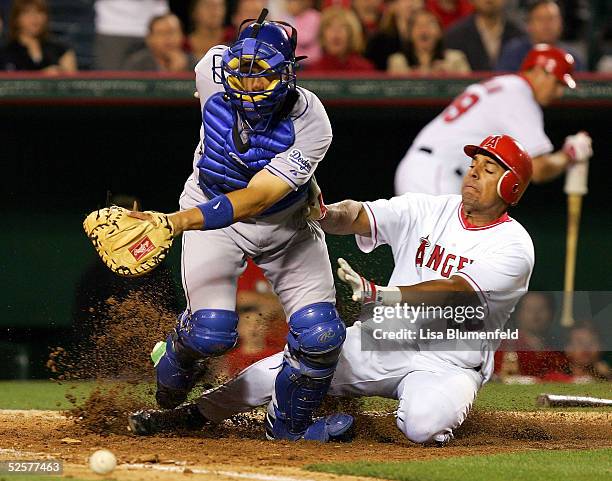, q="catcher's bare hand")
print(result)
[127,210,154,222]
[304,175,327,221]
[83,206,175,277]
